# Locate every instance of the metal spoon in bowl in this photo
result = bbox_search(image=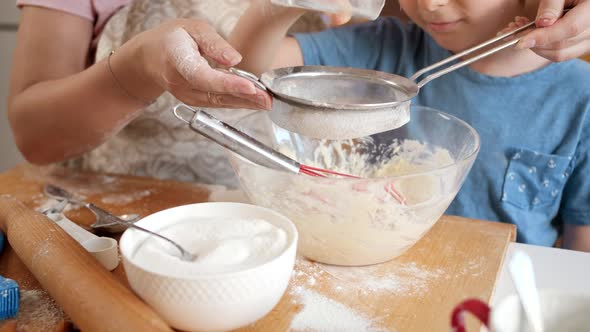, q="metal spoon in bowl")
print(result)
[43,184,195,262]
